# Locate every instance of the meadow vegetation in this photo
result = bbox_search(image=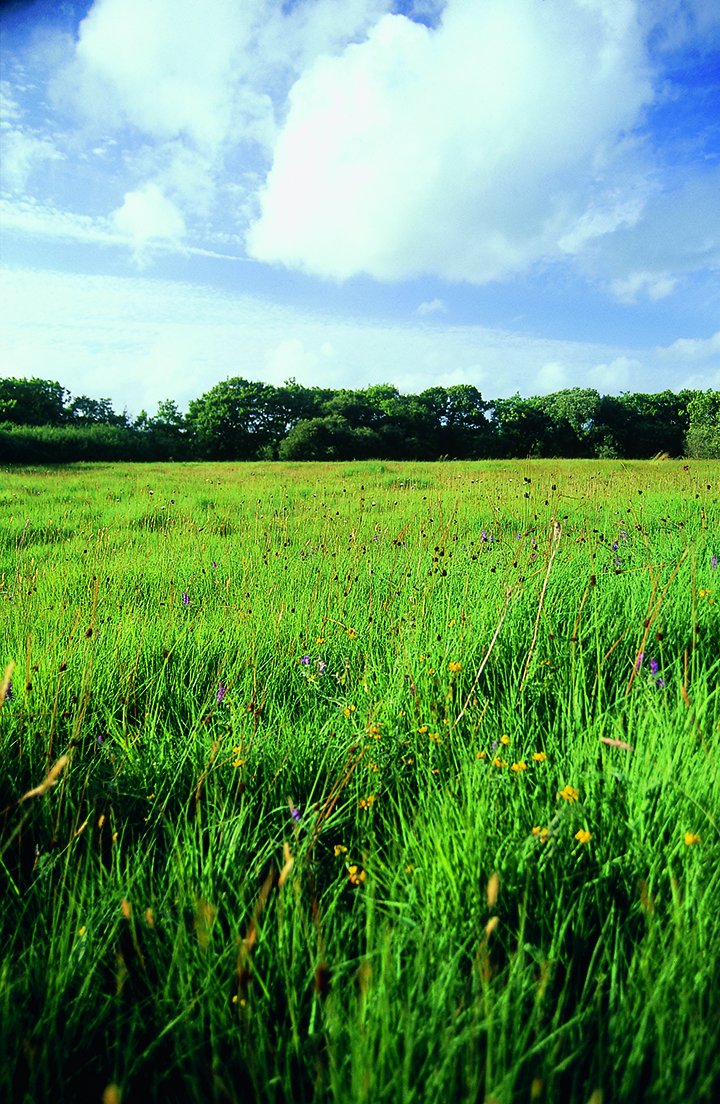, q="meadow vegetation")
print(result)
[0,459,718,1103]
